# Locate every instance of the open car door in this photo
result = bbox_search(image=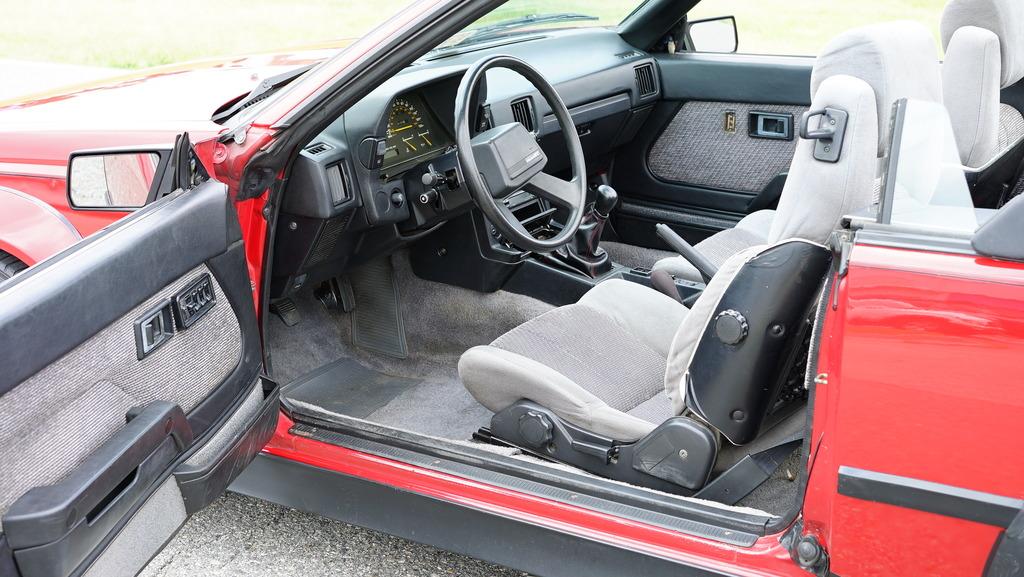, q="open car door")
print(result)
[0,137,277,577]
